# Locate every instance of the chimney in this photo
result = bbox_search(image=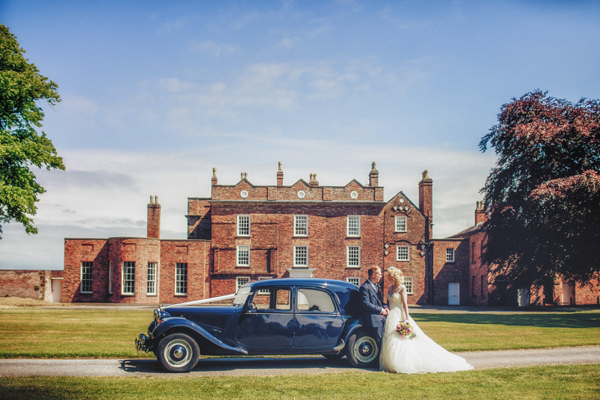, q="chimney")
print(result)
[309,173,319,187]
[418,169,433,220]
[241,172,248,181]
[147,195,161,239]
[369,162,379,187]
[475,201,488,225]
[277,162,284,186]
[211,168,218,186]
